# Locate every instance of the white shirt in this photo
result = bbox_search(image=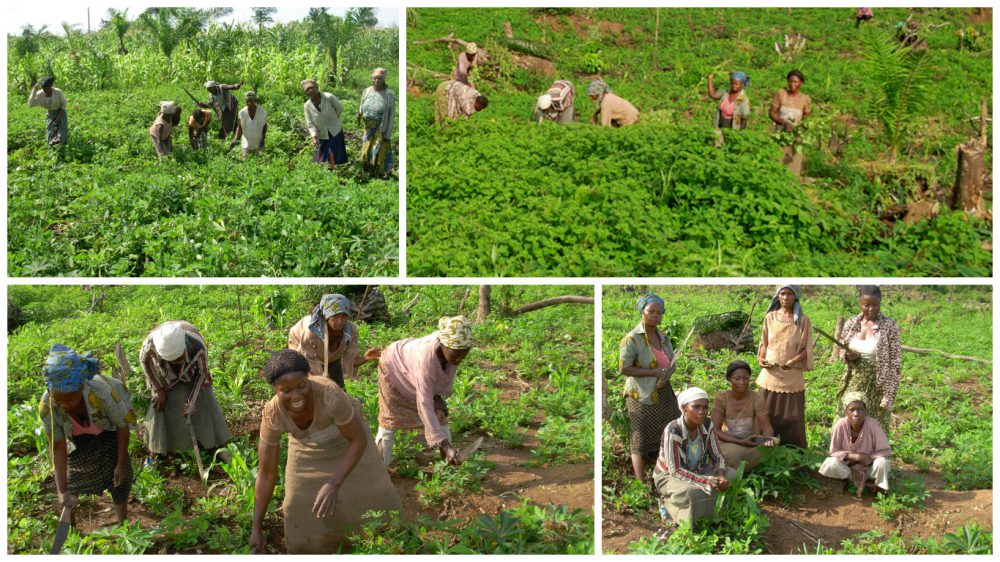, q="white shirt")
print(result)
[28,87,67,111]
[303,92,343,140]
[238,105,267,150]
